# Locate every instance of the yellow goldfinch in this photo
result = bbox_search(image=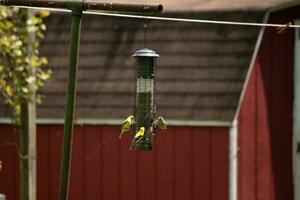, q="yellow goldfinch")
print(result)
[119,115,134,138]
[156,116,167,130]
[131,127,145,146]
